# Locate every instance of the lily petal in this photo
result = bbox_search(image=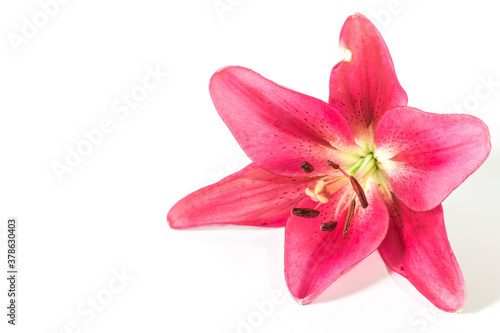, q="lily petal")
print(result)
[329,13,408,140]
[375,107,491,212]
[378,196,466,312]
[168,163,319,229]
[284,181,389,304]
[210,66,360,177]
